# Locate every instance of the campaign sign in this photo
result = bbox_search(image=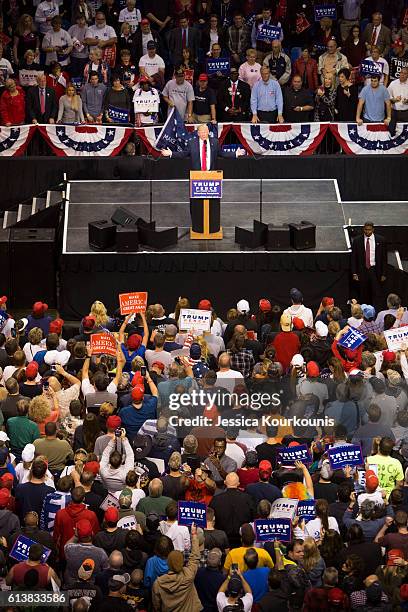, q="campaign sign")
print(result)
[19,69,44,87]
[190,180,222,200]
[133,94,160,114]
[337,328,367,351]
[255,518,292,542]
[277,444,312,466]
[206,58,230,75]
[179,308,212,332]
[119,291,148,315]
[384,327,408,351]
[328,444,364,470]
[117,515,137,530]
[314,4,337,21]
[297,500,316,521]
[178,501,207,528]
[90,332,117,357]
[10,535,51,564]
[108,105,130,123]
[70,77,83,92]
[256,24,282,41]
[360,60,382,77]
[100,492,121,511]
[222,144,240,154]
[270,498,298,520]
